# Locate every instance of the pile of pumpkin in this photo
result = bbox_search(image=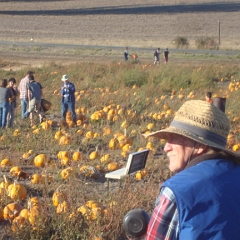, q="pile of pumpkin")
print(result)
[0,172,43,232]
